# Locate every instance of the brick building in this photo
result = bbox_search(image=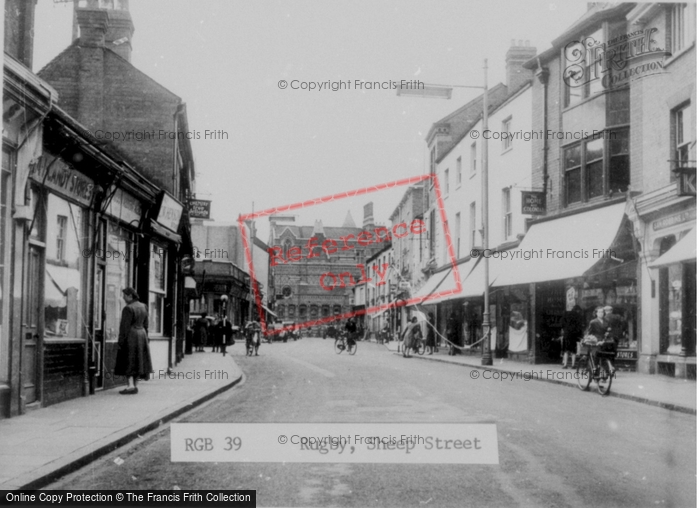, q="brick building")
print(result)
[36,1,196,380]
[268,207,382,328]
